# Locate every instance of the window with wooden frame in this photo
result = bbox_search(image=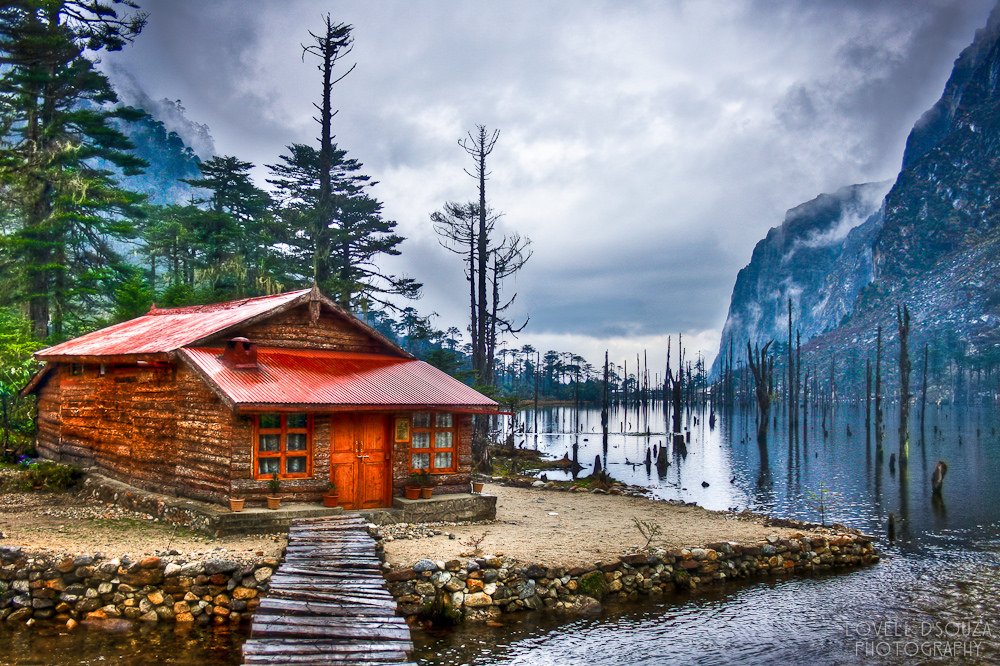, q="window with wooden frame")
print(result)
[409,412,456,473]
[254,414,312,479]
